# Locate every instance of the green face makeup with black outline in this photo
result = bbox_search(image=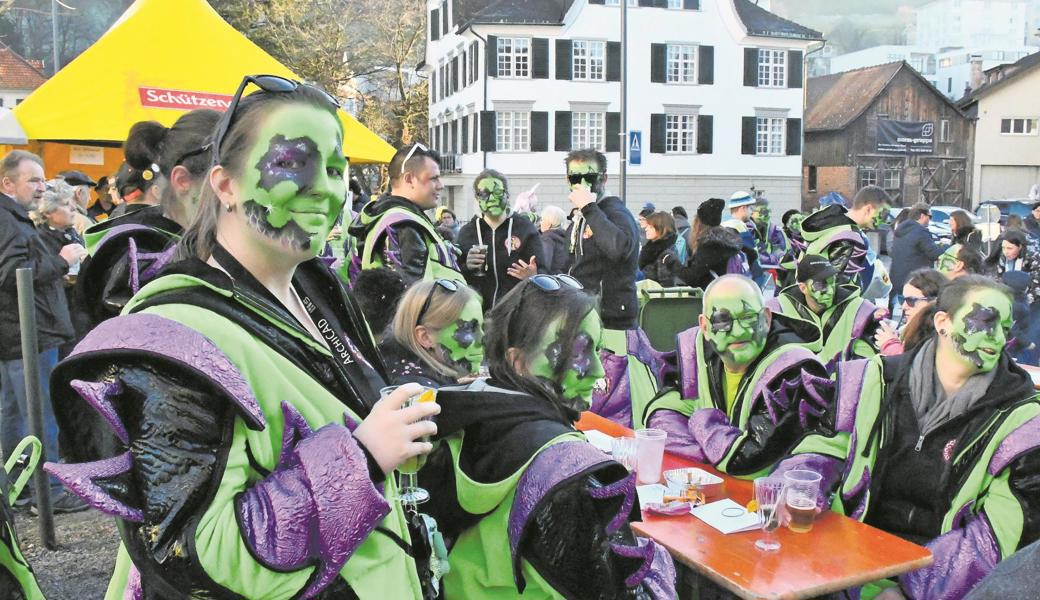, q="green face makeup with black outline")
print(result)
[529,310,605,409]
[703,294,769,369]
[787,213,805,234]
[435,296,485,375]
[475,176,508,218]
[239,104,347,256]
[936,245,962,274]
[566,160,604,198]
[948,289,1012,372]
[751,205,771,227]
[805,274,837,310]
[871,204,892,229]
